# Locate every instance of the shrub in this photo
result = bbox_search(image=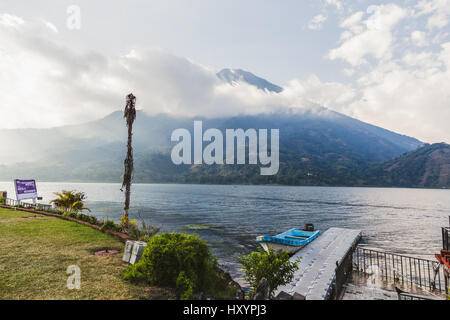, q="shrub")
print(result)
[101,220,123,233]
[238,247,300,298]
[47,209,63,215]
[63,211,78,219]
[75,213,98,224]
[0,196,5,205]
[123,233,222,299]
